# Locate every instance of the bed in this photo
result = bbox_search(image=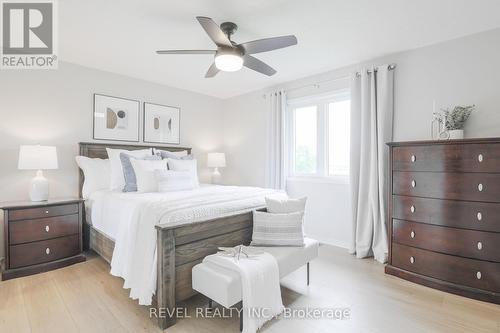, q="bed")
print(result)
[79,142,275,329]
